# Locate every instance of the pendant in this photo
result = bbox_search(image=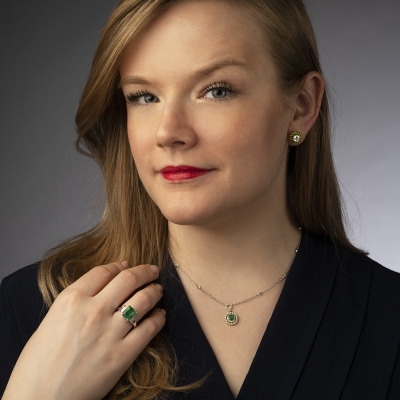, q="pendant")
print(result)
[225,305,238,326]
